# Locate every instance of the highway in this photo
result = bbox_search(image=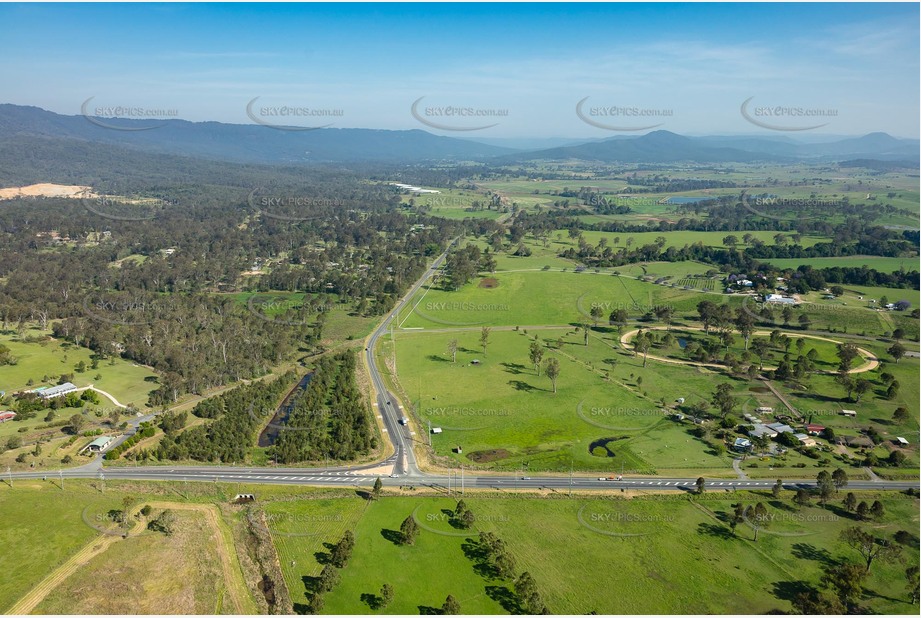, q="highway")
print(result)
[7,238,919,495]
